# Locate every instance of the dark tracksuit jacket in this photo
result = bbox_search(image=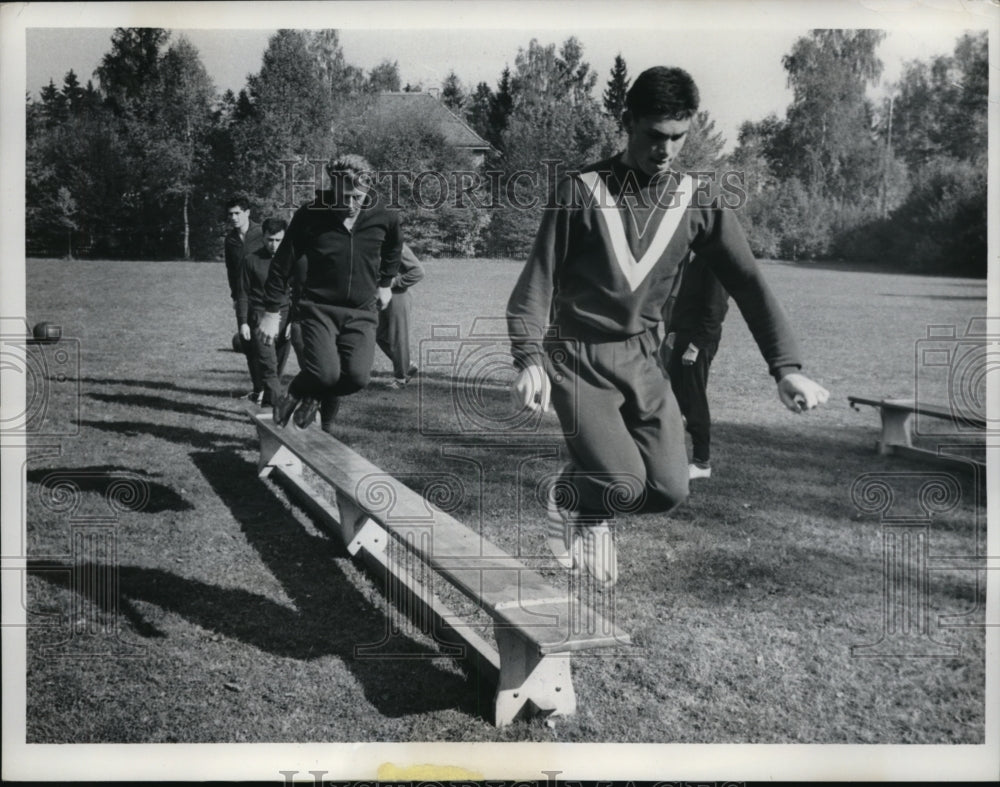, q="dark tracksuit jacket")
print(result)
[263,192,402,399]
[506,154,802,516]
[225,222,262,305]
[236,245,291,404]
